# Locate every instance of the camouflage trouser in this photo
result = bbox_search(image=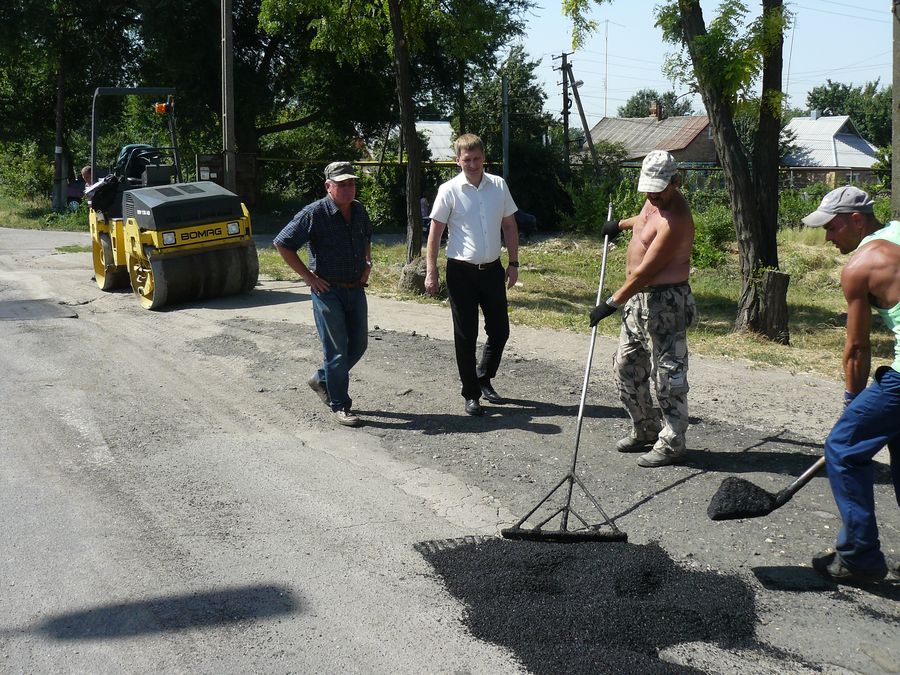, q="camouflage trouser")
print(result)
[614,283,696,453]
